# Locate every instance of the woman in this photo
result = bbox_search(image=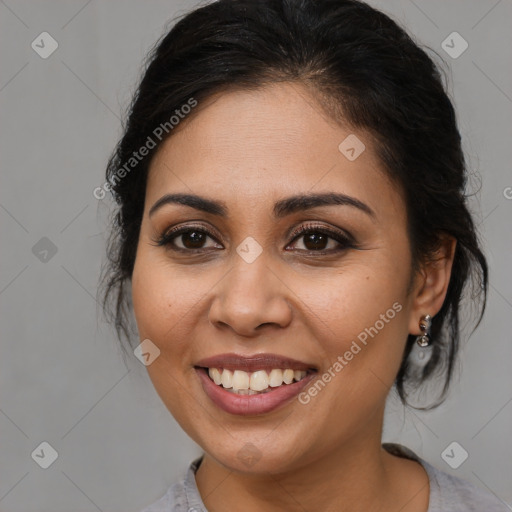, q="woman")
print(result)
[100,0,506,510]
